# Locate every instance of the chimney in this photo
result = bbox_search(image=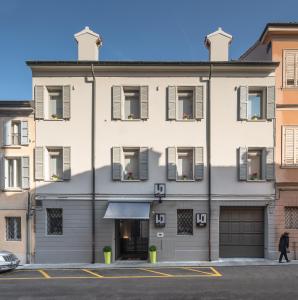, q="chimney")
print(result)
[74,26,102,61]
[205,27,232,61]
